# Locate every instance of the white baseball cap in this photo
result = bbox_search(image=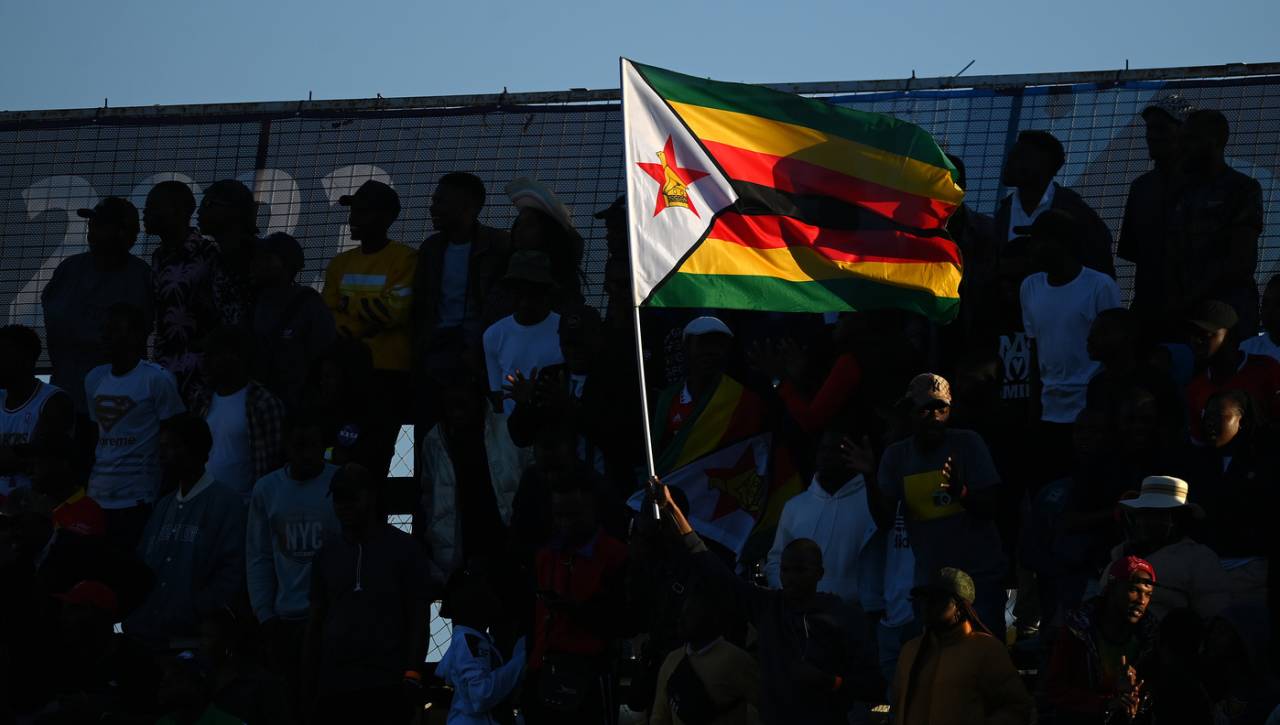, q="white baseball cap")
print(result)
[682,316,733,339]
